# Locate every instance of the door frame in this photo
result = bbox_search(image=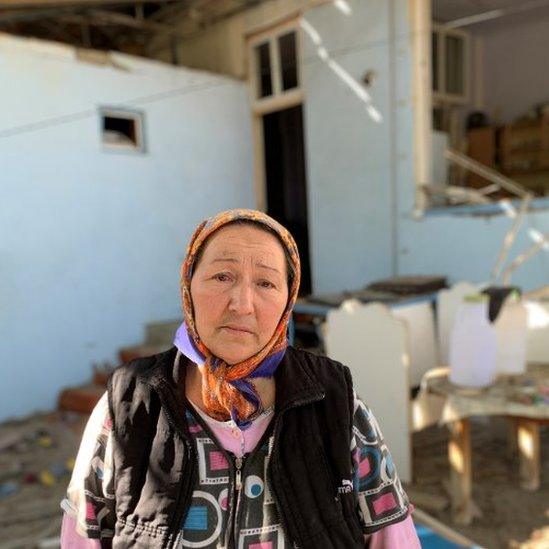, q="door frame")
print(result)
[409,0,433,215]
[246,17,304,211]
